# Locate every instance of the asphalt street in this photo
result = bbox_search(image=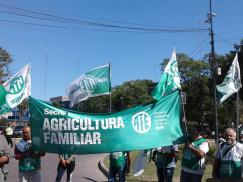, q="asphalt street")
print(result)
[6,139,107,182]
